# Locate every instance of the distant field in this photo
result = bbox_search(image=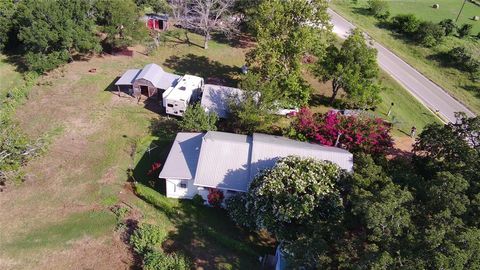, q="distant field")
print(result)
[385,0,480,32]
